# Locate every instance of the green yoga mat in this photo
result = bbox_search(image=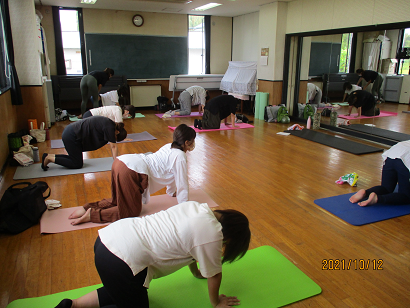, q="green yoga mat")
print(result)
[6,246,321,308]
